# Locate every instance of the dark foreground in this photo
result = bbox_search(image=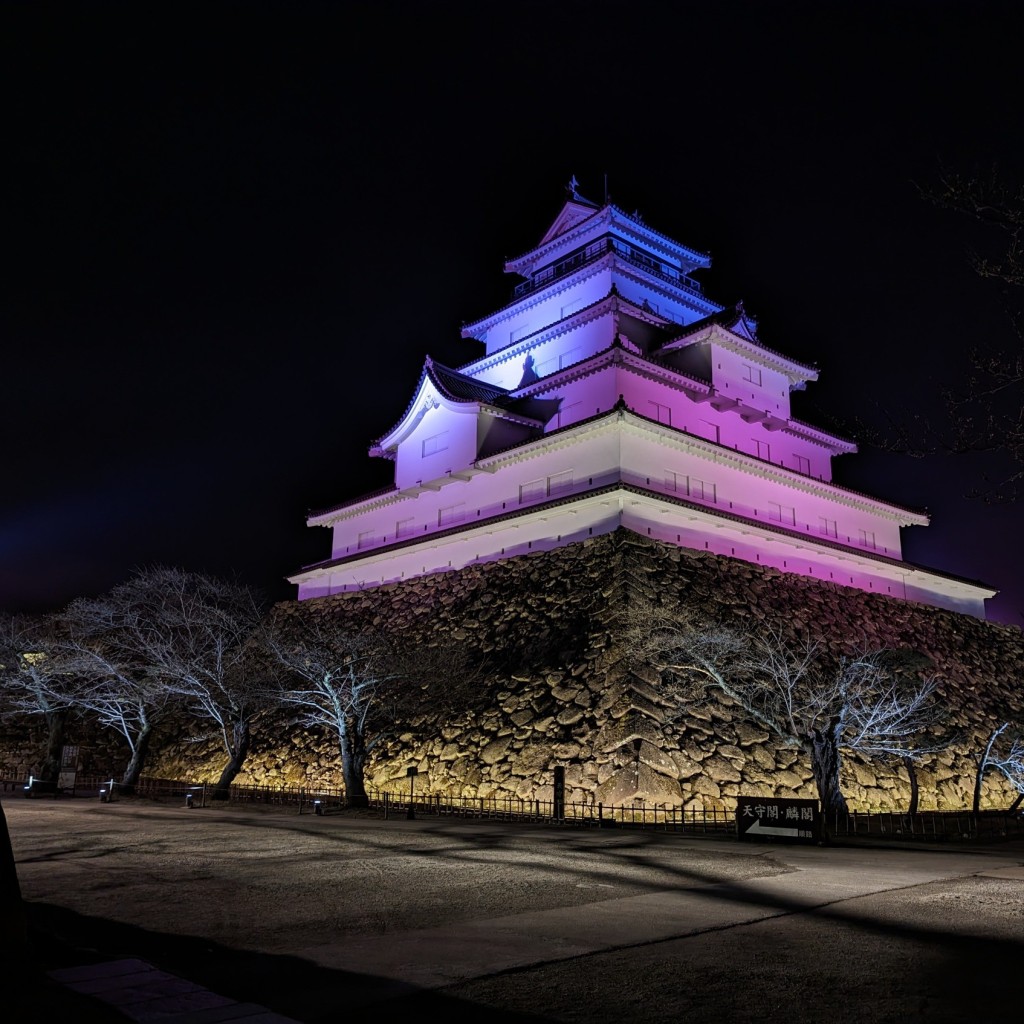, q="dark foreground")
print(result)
[4,795,1023,1023]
